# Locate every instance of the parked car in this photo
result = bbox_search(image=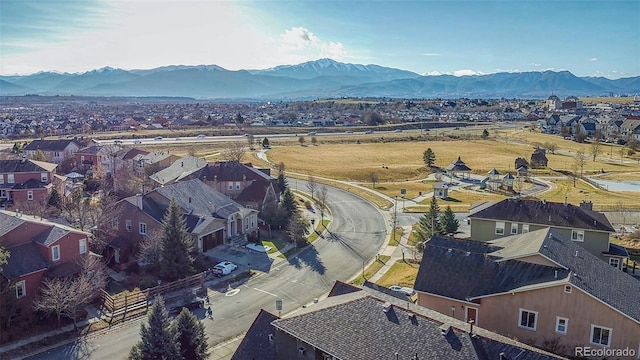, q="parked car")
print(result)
[211,261,238,276]
[154,136,163,140]
[345,130,354,134]
[365,130,374,134]
[197,134,206,139]
[307,131,317,136]
[393,129,402,133]
[133,139,142,144]
[389,285,415,296]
